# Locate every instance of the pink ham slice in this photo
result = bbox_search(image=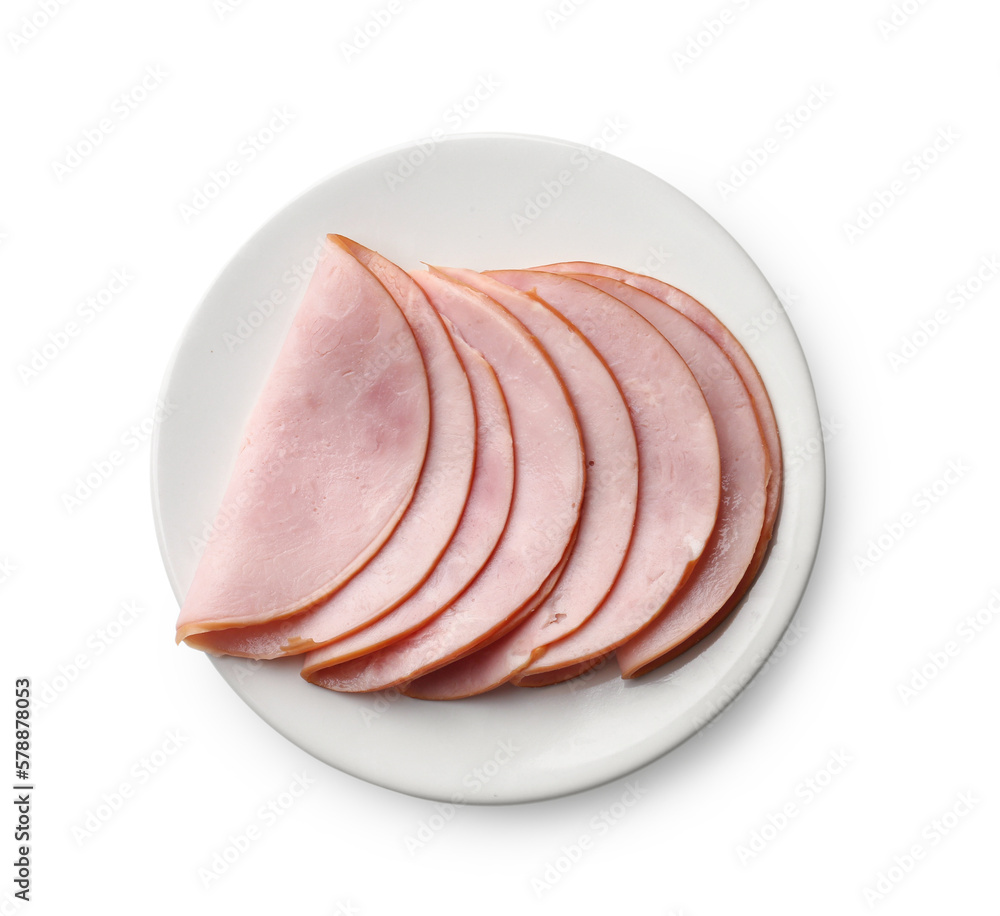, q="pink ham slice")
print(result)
[304,270,585,693]
[186,238,476,657]
[299,325,514,673]
[402,268,639,700]
[569,275,769,678]
[492,271,721,679]
[539,261,782,614]
[176,237,430,644]
[516,655,607,687]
